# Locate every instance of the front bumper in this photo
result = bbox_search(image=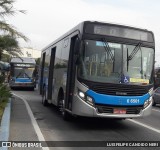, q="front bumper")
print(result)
[72,95,152,118]
[10,82,34,88]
